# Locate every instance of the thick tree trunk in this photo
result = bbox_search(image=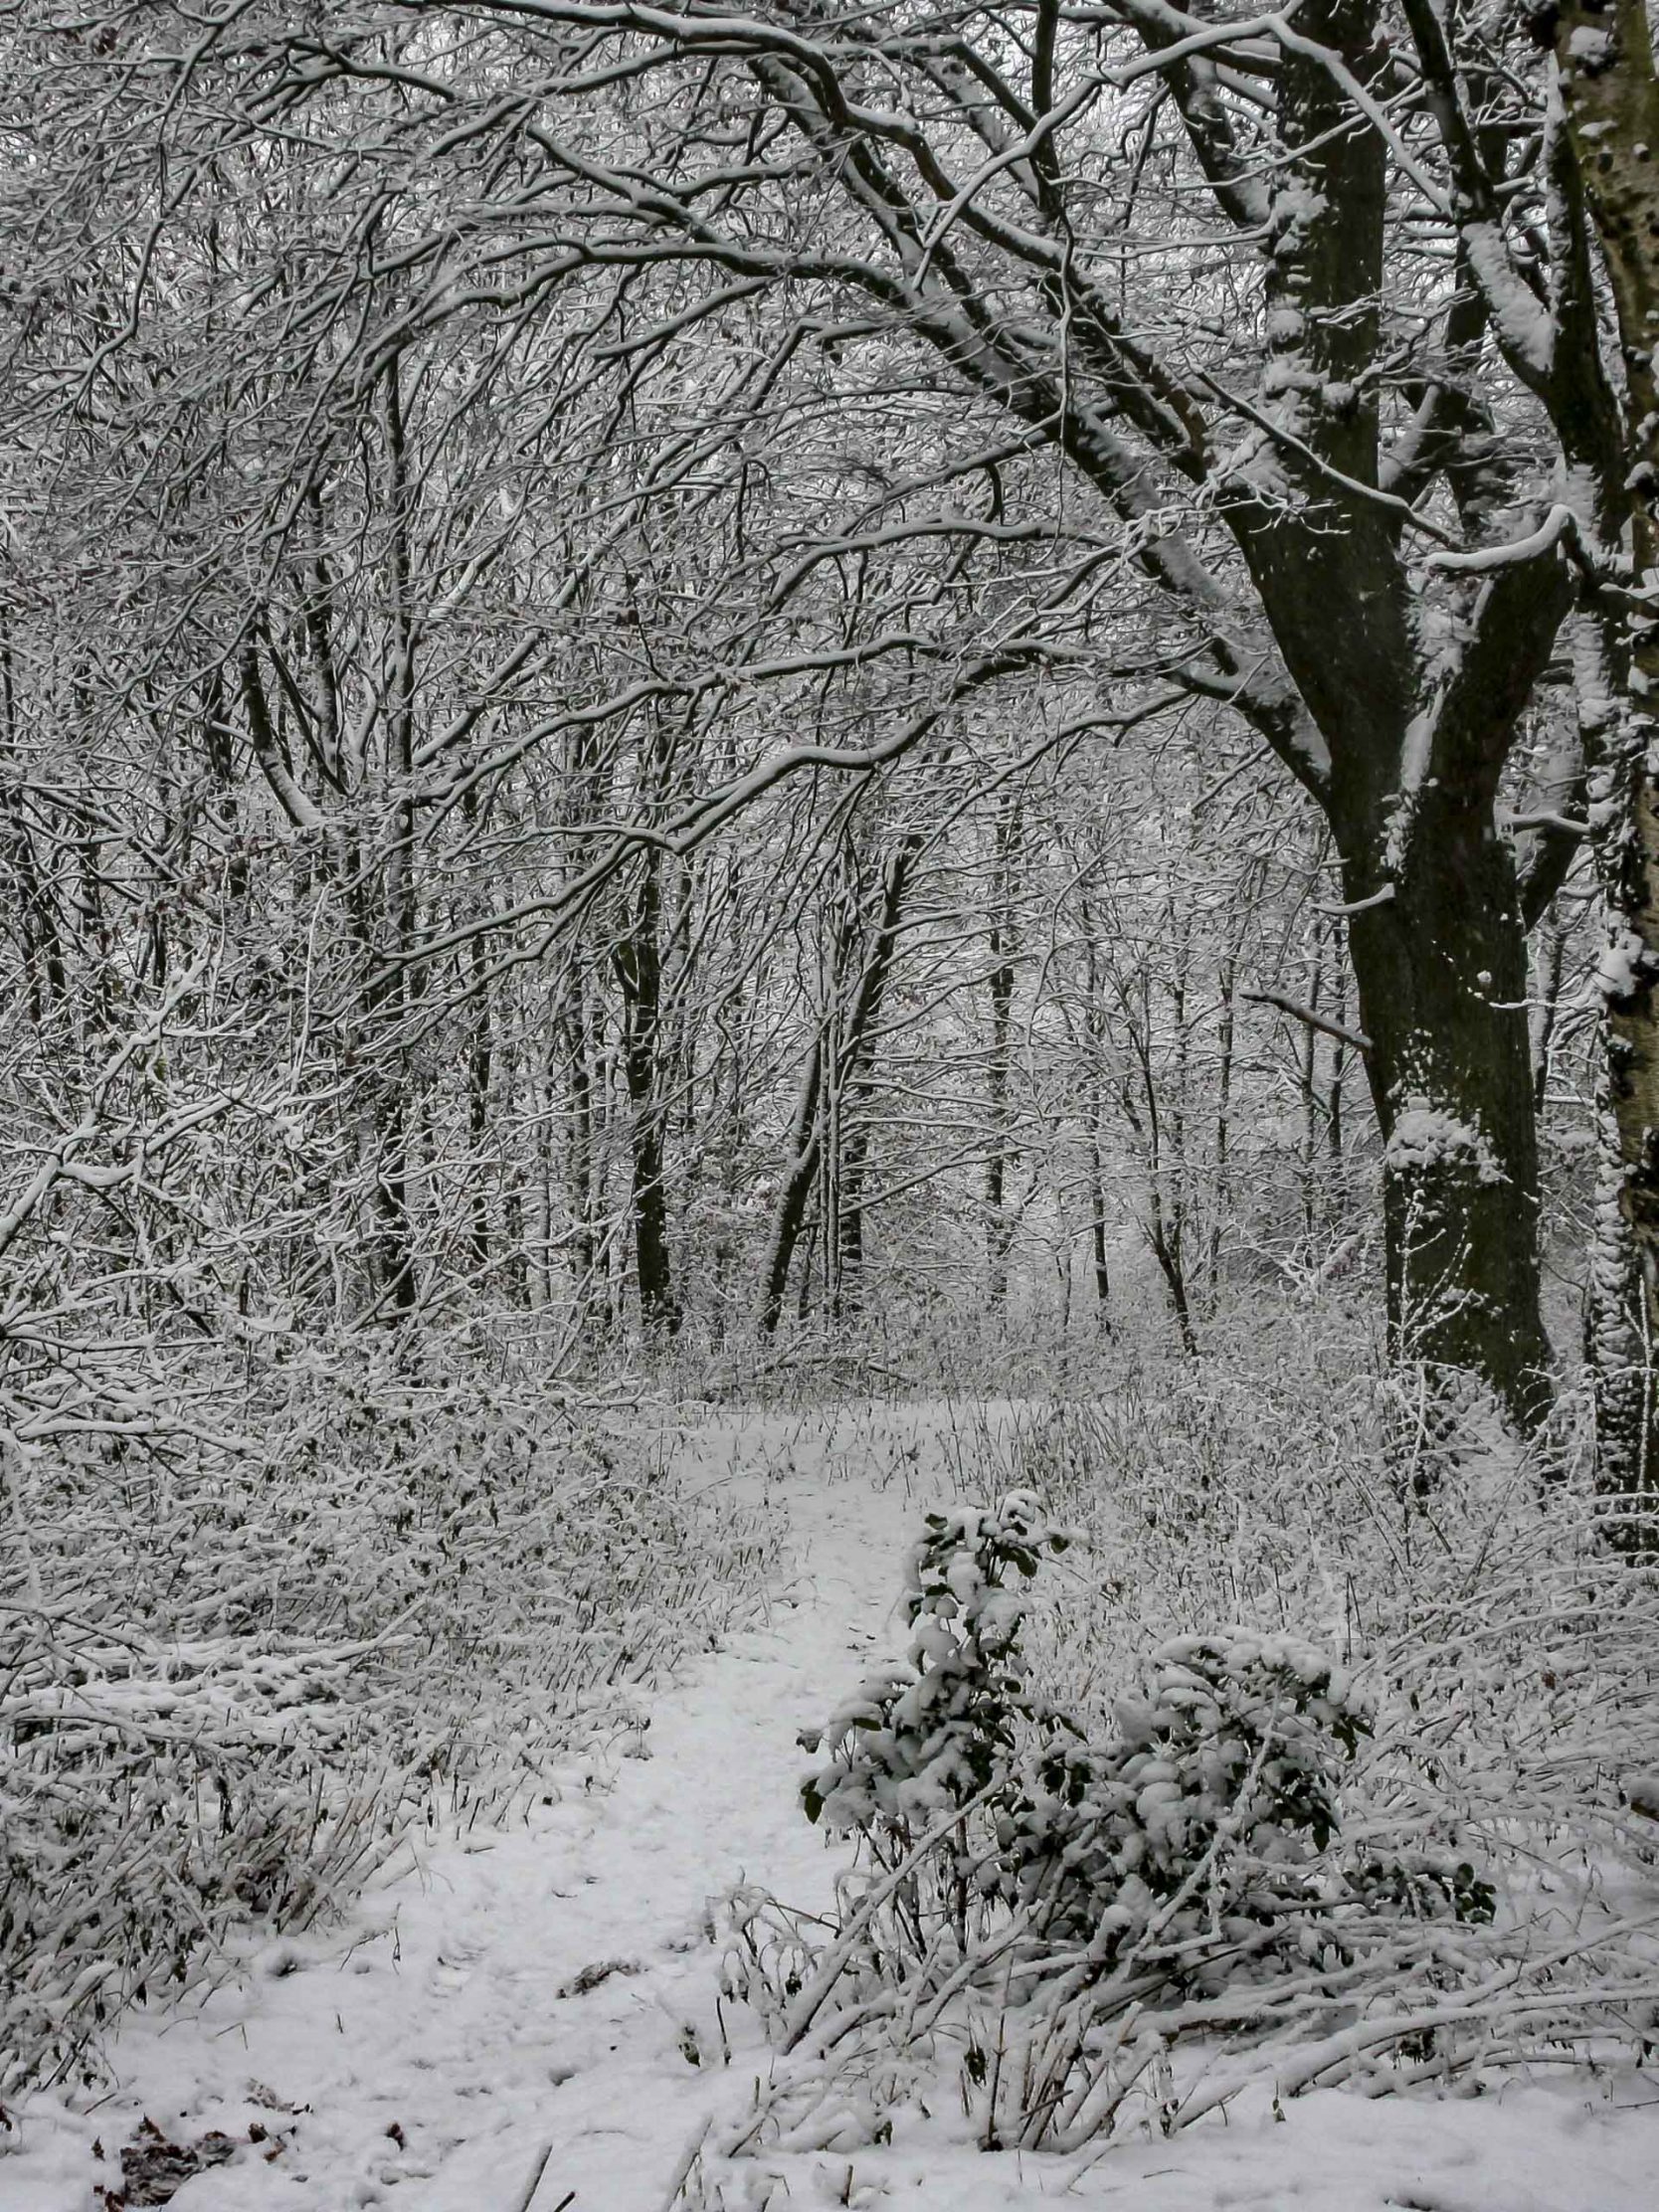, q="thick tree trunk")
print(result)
[1554,0,1659,1548]
[1343,804,1552,1430]
[1215,0,1564,1430]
